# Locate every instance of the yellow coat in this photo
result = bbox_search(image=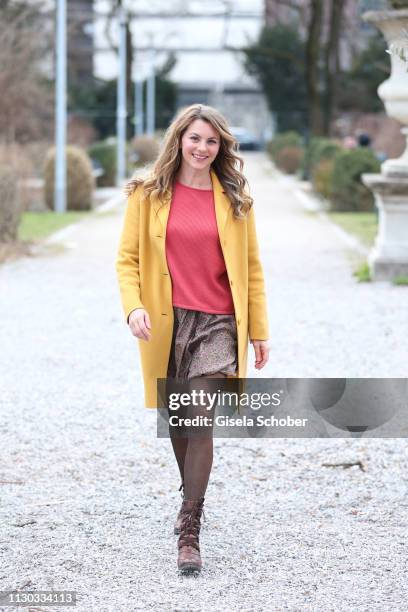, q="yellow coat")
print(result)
[116,169,269,408]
